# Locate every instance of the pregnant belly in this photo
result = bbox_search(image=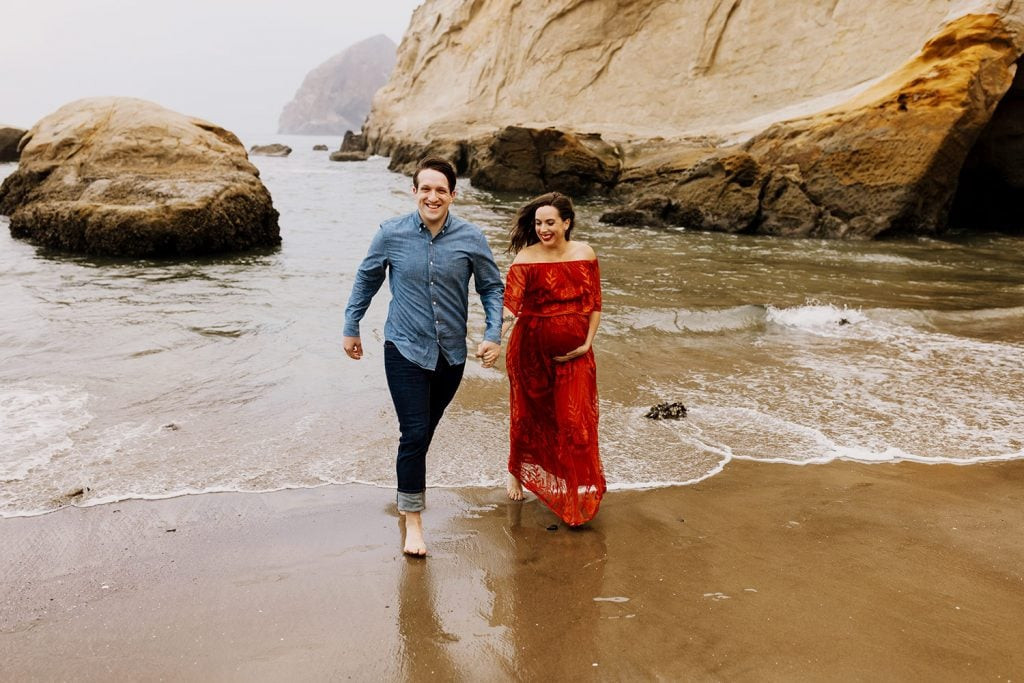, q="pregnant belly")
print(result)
[539,315,588,356]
